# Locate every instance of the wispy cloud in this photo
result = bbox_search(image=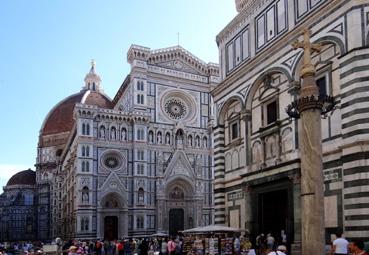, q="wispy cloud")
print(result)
[0,164,32,192]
